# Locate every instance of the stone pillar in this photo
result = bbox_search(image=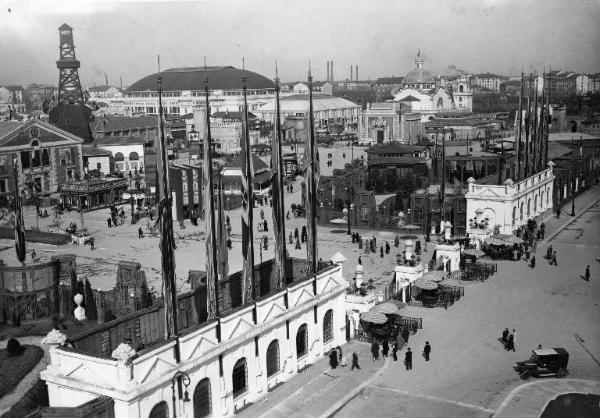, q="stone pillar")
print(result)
[444,222,452,240]
[111,343,136,383]
[355,264,365,288]
[404,240,414,259]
